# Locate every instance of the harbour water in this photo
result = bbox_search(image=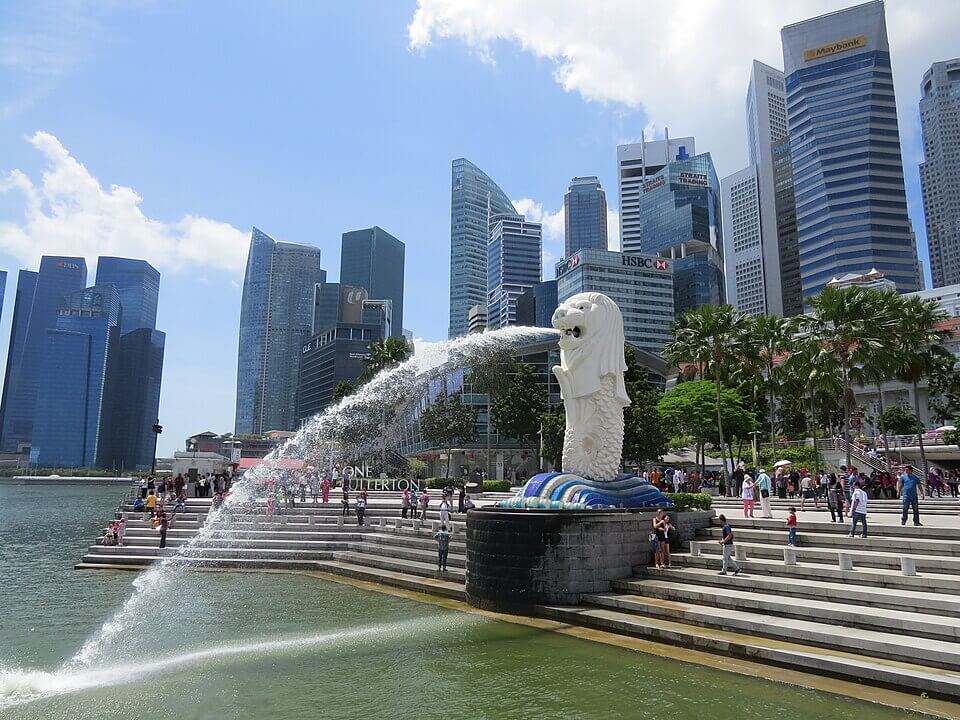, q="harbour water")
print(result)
[0,484,924,719]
